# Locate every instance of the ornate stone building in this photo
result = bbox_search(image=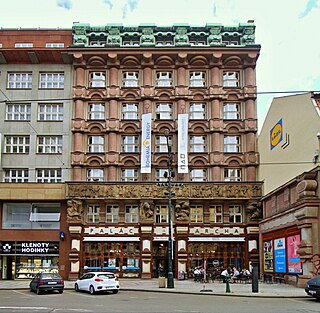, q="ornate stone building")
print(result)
[65,22,262,279]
